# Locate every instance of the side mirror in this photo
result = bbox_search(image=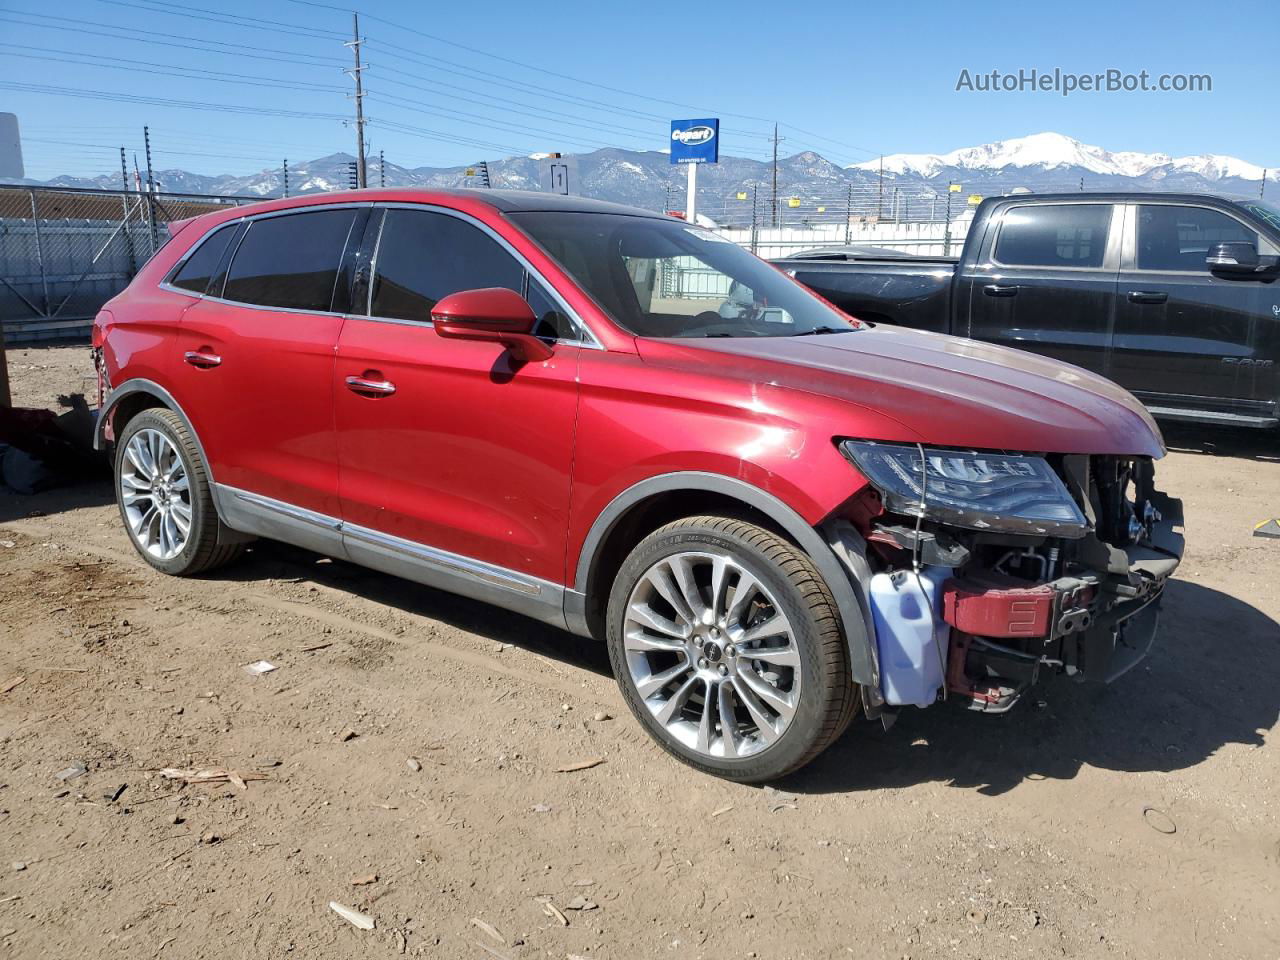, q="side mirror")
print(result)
[1206,241,1260,274]
[431,287,553,362]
